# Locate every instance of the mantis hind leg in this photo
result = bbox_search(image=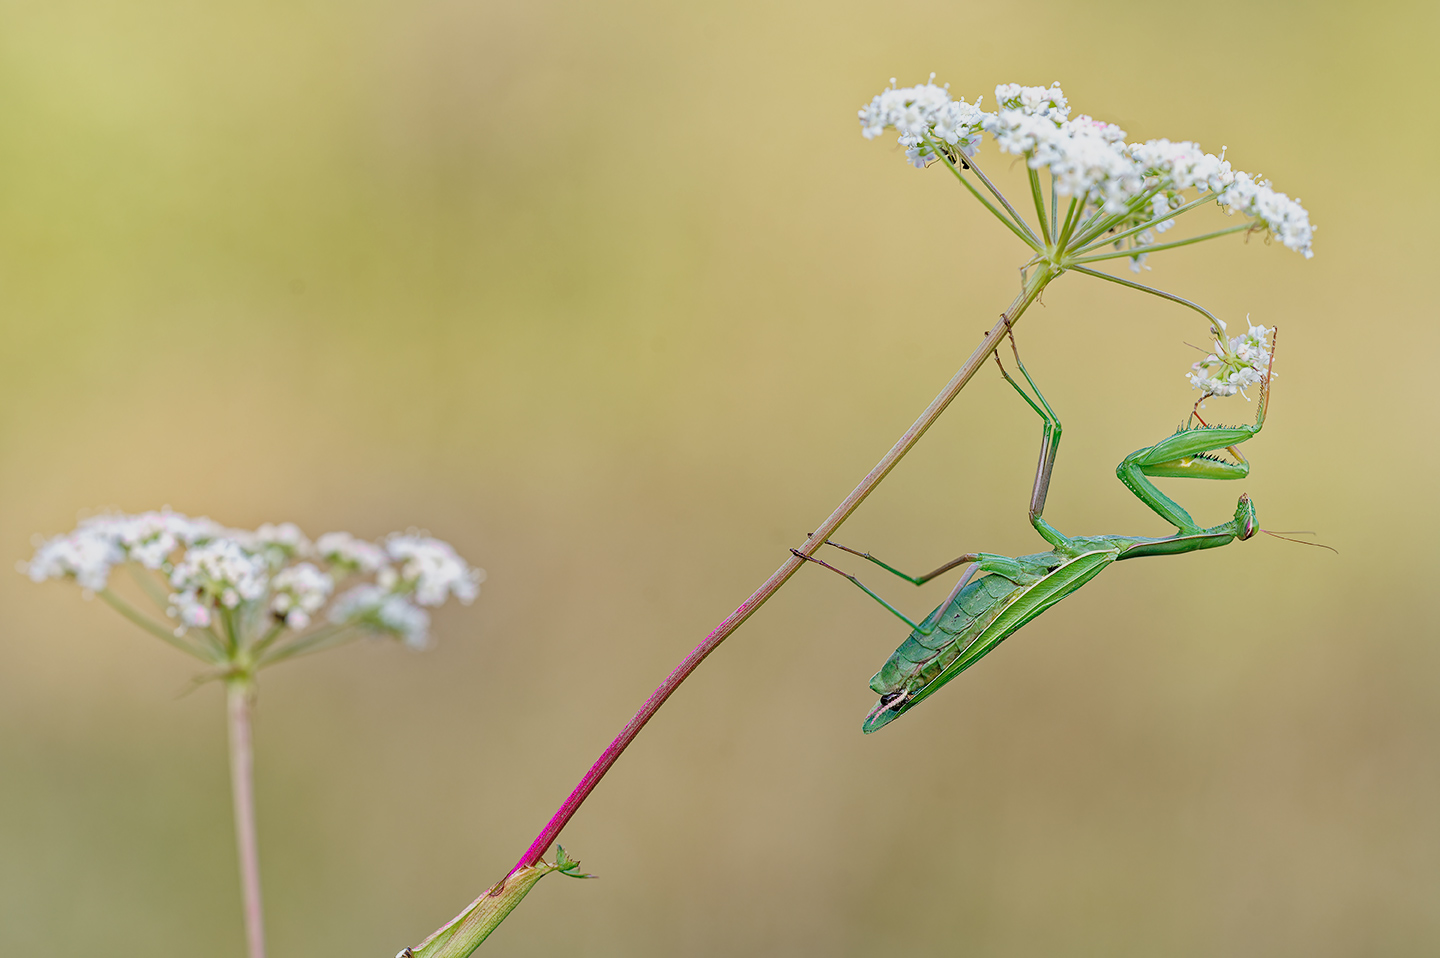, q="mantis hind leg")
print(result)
[818,538,978,586]
[790,548,1031,636]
